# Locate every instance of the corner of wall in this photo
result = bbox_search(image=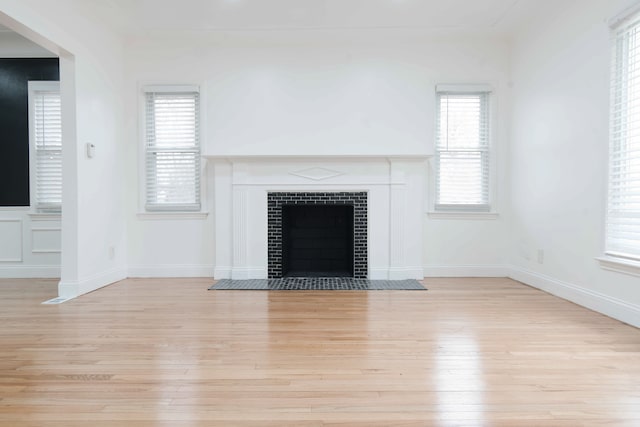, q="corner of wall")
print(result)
[508,266,640,329]
[420,263,640,329]
[58,266,127,298]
